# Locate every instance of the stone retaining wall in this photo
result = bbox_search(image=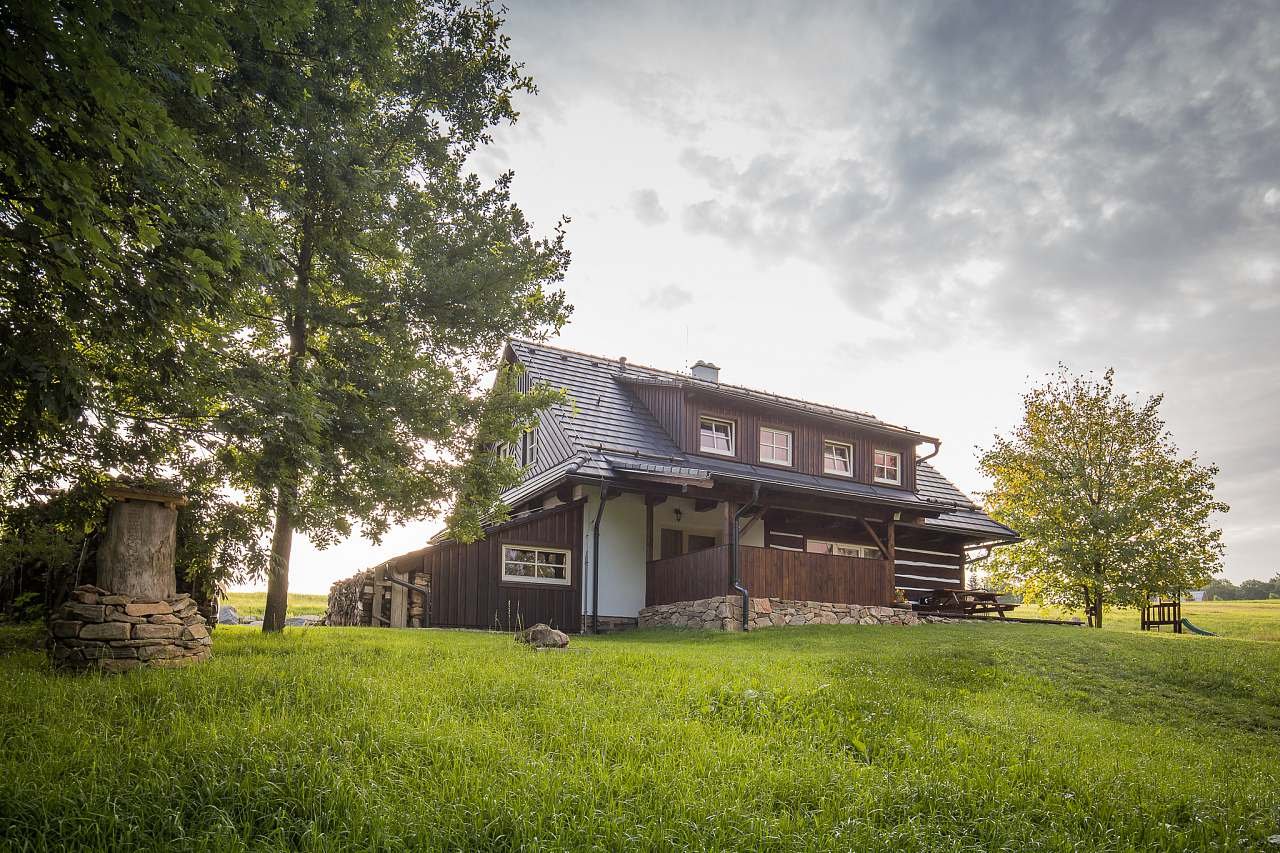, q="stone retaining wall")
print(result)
[639,596,953,631]
[47,584,212,672]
